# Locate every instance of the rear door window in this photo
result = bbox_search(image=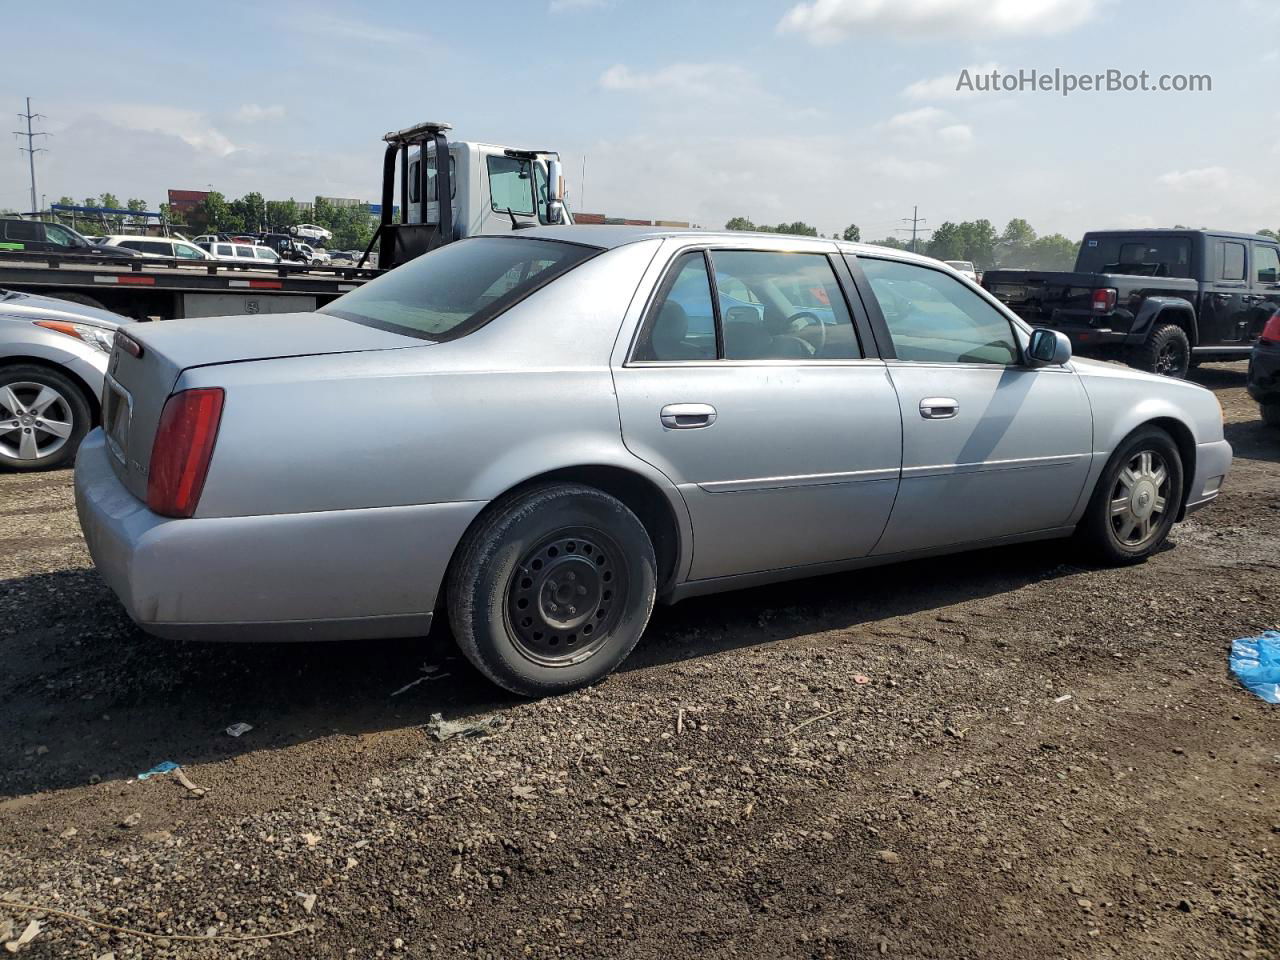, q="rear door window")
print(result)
[1222,241,1247,281]
[234,246,256,259]
[4,221,41,242]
